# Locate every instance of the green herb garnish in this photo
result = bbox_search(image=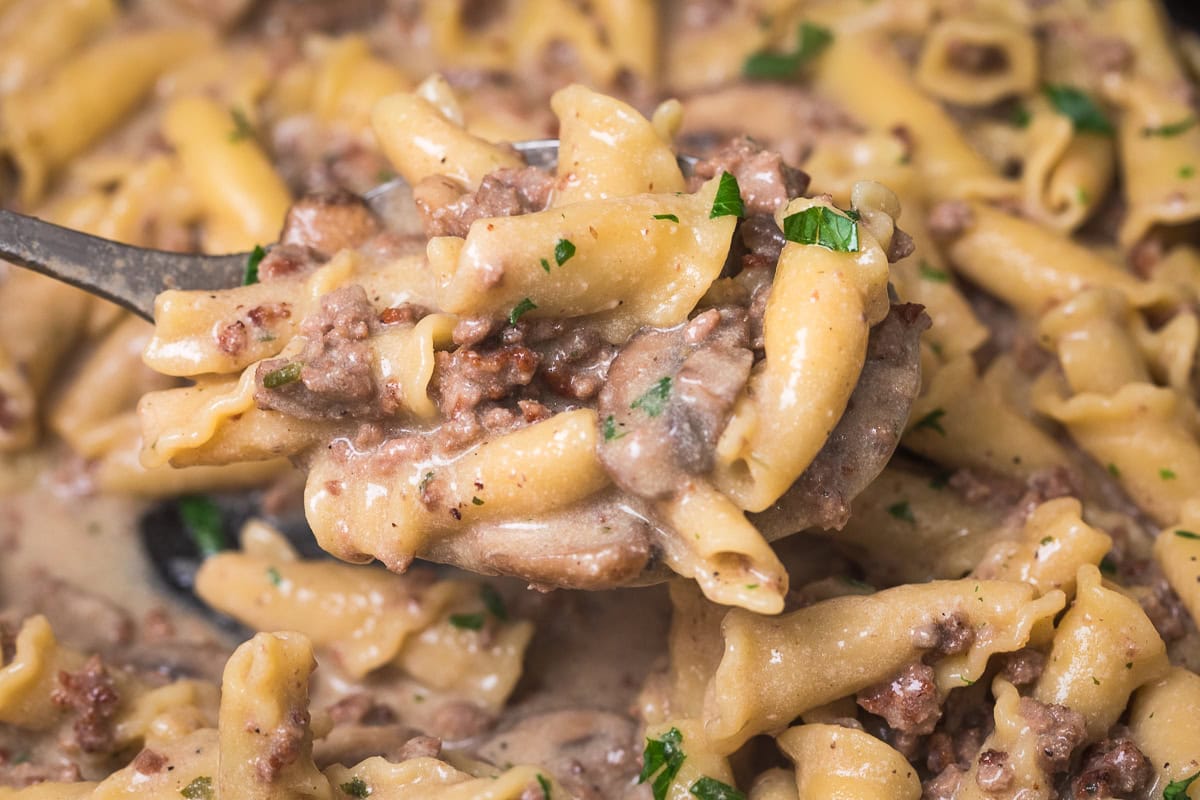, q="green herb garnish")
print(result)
[1142,116,1196,137]
[602,415,628,441]
[639,728,687,800]
[710,172,744,218]
[340,777,372,798]
[1099,555,1118,575]
[181,776,214,800]
[1182,165,1196,179]
[782,206,859,252]
[267,566,282,586]
[743,22,833,80]
[1010,104,1032,129]
[1176,530,1200,540]
[419,471,435,493]
[540,258,551,273]
[919,261,950,282]
[229,108,255,142]
[1043,85,1113,135]
[1161,468,1177,480]
[509,297,538,324]
[912,408,947,436]
[653,214,680,223]
[631,377,672,417]
[1164,770,1200,800]
[481,584,508,620]
[178,496,227,558]
[1040,536,1054,545]
[887,501,916,524]
[689,776,745,800]
[1107,463,1121,478]
[536,774,552,799]
[554,238,576,266]
[263,362,303,388]
[244,244,265,285]
[449,613,486,631]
